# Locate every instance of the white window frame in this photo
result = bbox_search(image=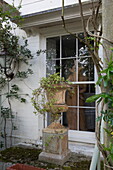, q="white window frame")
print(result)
[46,34,96,144]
